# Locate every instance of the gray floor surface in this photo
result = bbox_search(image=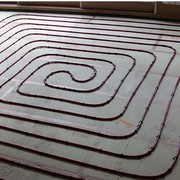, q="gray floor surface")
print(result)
[0,11,179,180]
